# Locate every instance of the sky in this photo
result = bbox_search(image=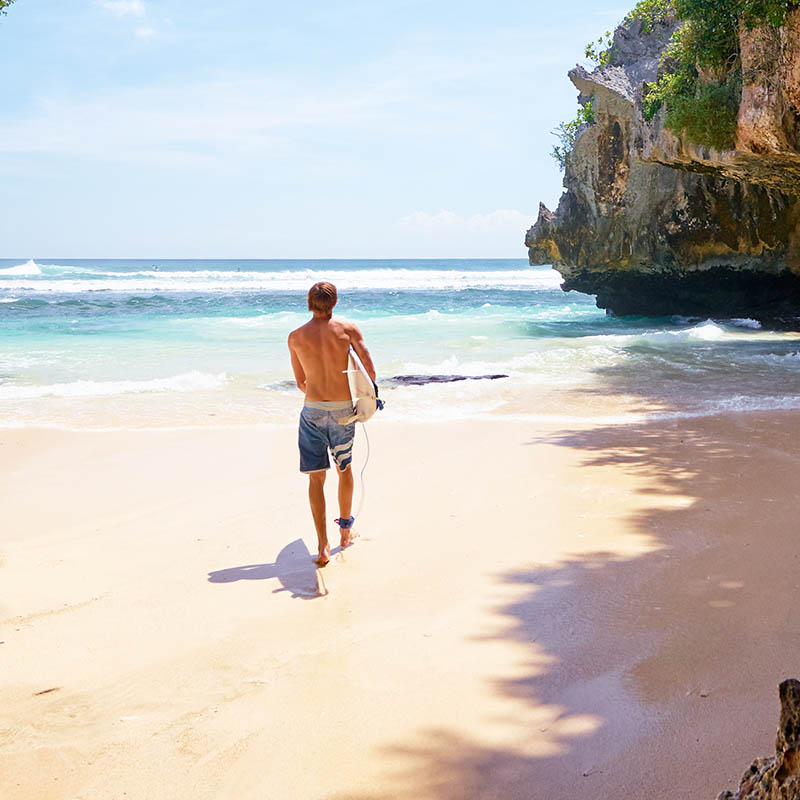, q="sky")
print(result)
[0,0,627,258]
